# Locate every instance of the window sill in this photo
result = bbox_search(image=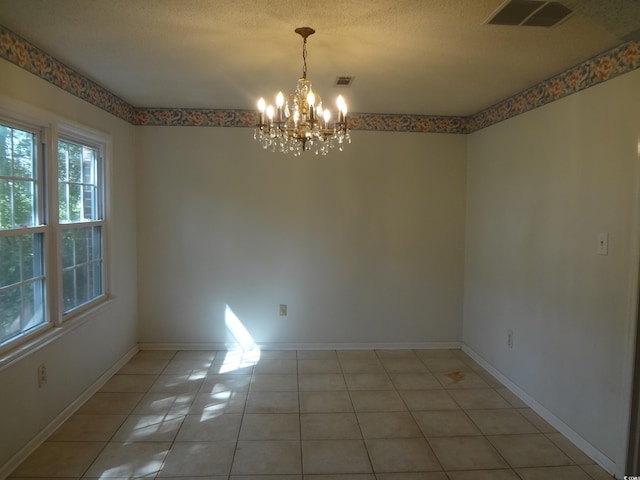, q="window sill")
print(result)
[0,296,115,373]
